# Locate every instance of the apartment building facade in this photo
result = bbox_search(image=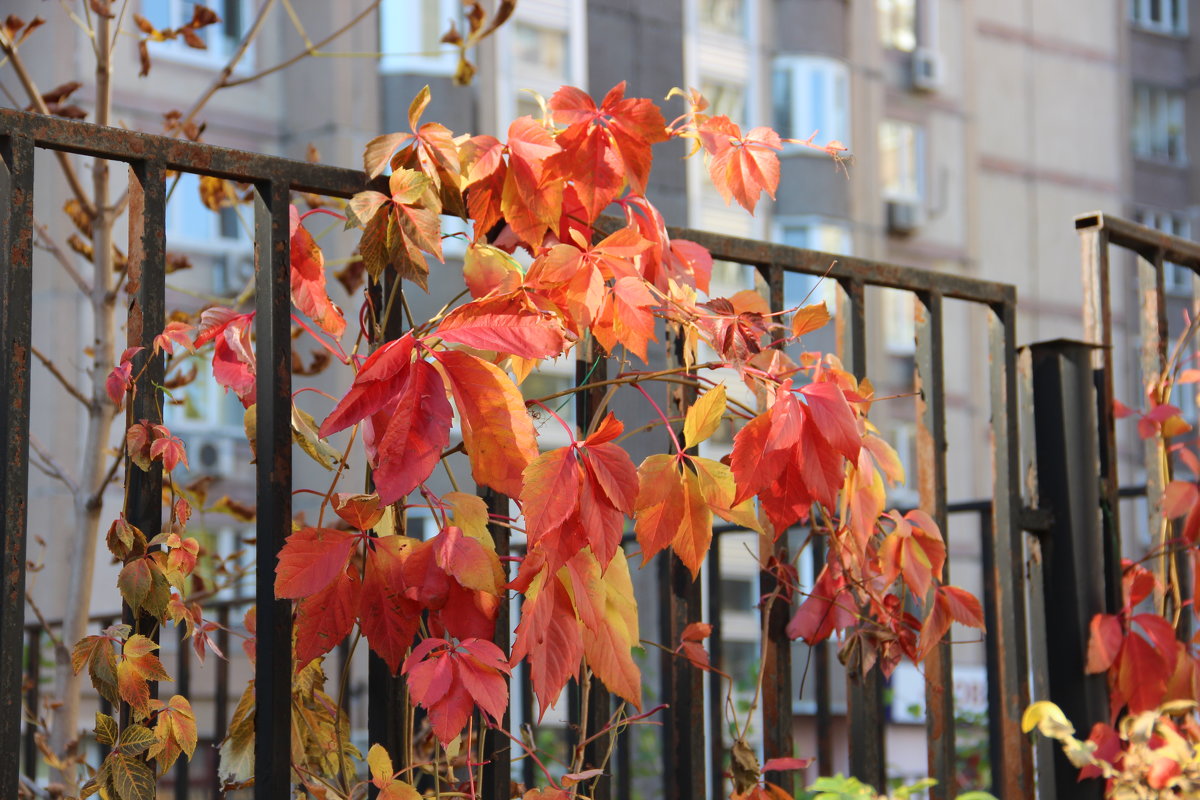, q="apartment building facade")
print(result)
[7,0,1199,793]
